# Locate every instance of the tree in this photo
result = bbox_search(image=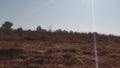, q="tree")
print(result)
[36,26,42,31]
[17,27,23,31]
[55,29,62,32]
[69,31,73,34]
[62,30,68,33]
[1,21,13,29]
